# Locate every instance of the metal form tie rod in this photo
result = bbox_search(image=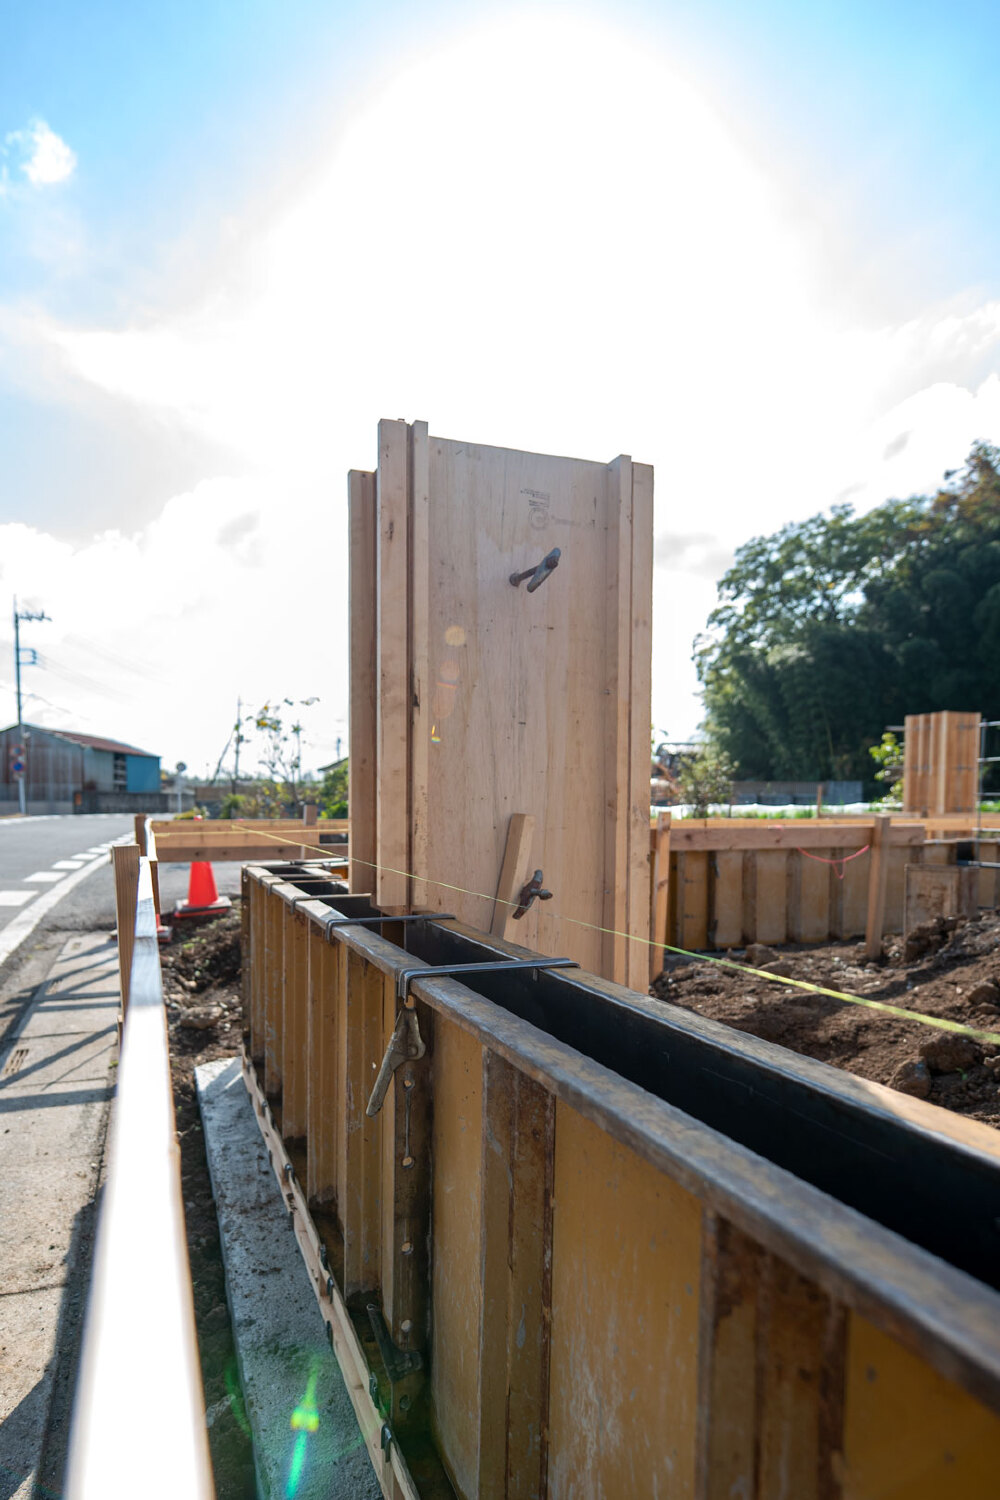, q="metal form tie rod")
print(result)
[395,956,578,1005]
[322,912,456,940]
